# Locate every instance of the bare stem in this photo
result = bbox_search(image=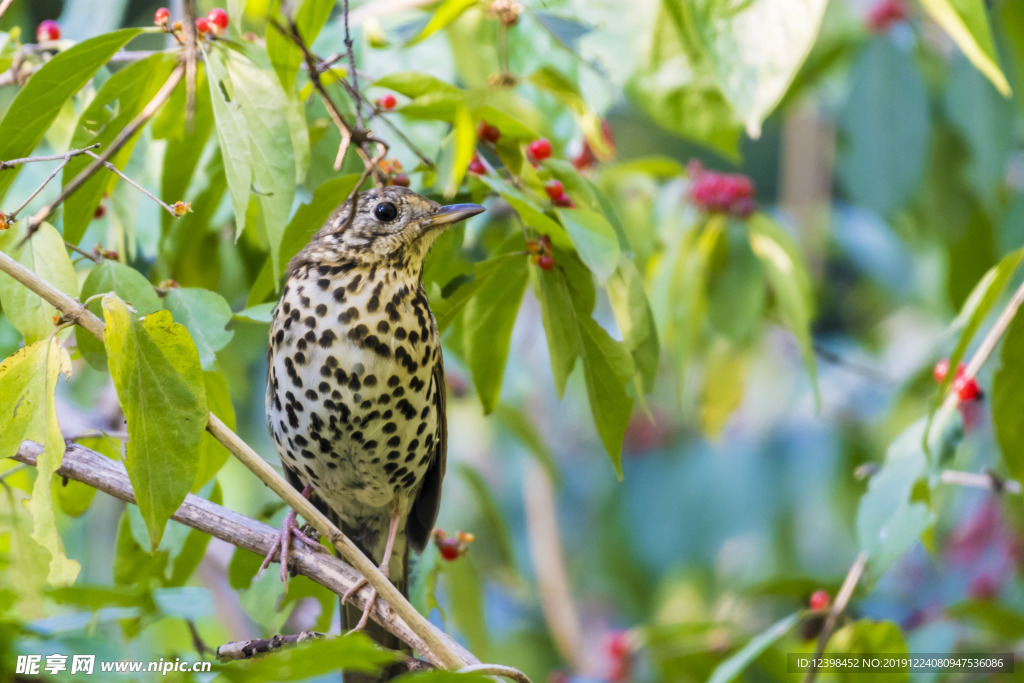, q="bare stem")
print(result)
[83,150,179,215]
[343,0,365,131]
[940,469,1022,495]
[0,144,101,170]
[802,552,867,683]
